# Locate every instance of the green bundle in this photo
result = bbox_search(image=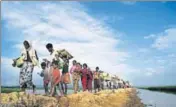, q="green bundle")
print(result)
[12,56,24,68]
[54,60,64,69]
[59,62,64,69]
[57,49,73,60]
